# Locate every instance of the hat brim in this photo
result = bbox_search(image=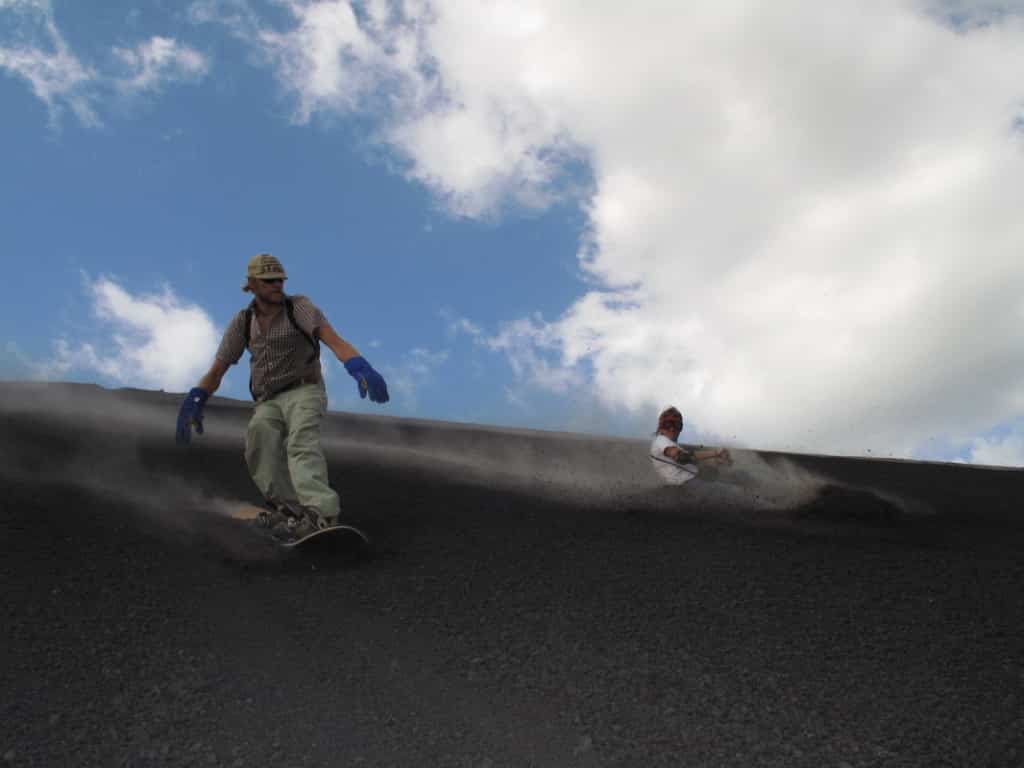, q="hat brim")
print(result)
[242,273,288,290]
